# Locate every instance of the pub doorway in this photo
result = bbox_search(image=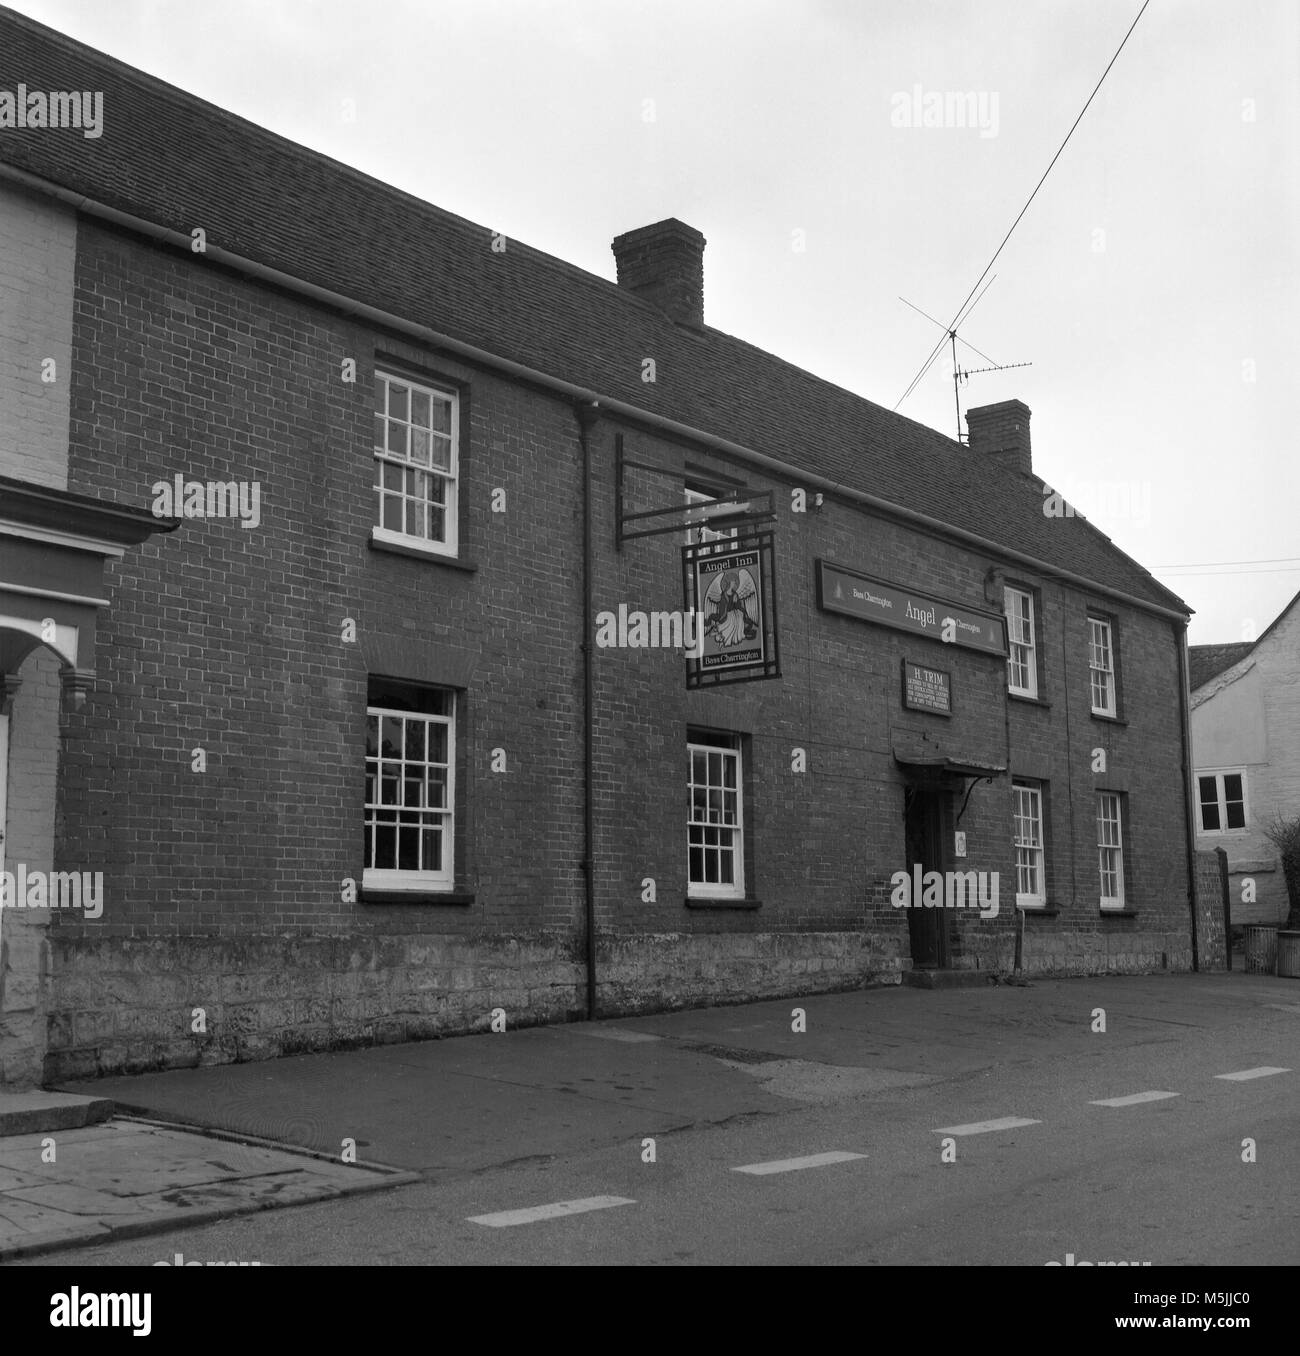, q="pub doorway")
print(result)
[903,784,949,969]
